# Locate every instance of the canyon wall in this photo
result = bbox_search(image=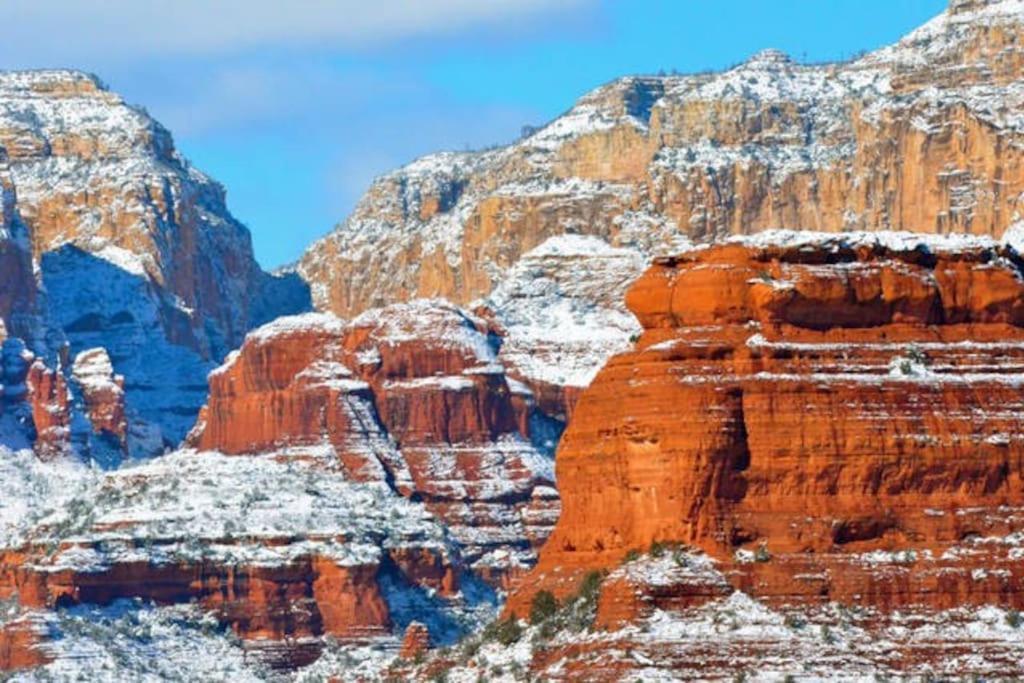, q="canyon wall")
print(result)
[0,70,309,457]
[499,231,1024,677]
[298,0,1024,321]
[190,303,559,583]
[0,301,561,670]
